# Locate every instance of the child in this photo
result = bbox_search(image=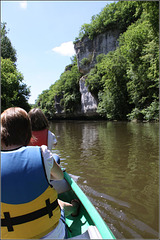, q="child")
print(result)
[1,107,79,239]
[28,108,60,164]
